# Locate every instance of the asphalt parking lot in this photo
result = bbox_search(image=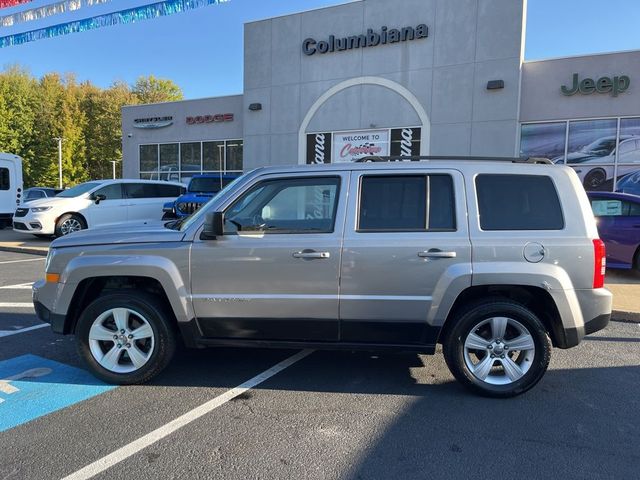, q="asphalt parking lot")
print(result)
[0,249,639,480]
